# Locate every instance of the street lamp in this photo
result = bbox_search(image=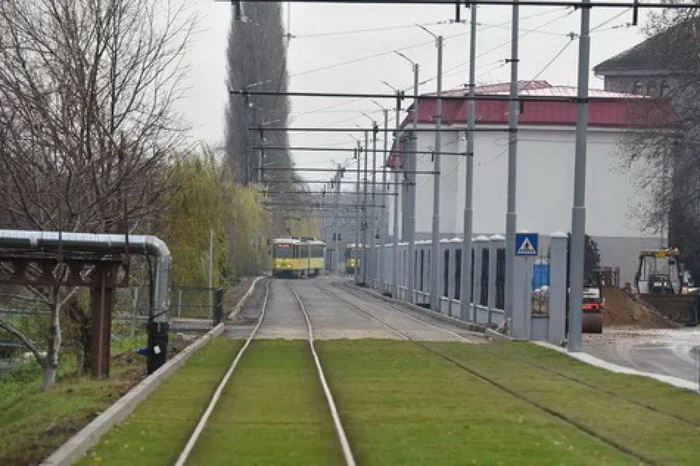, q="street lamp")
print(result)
[393,51,420,303]
[417,24,444,311]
